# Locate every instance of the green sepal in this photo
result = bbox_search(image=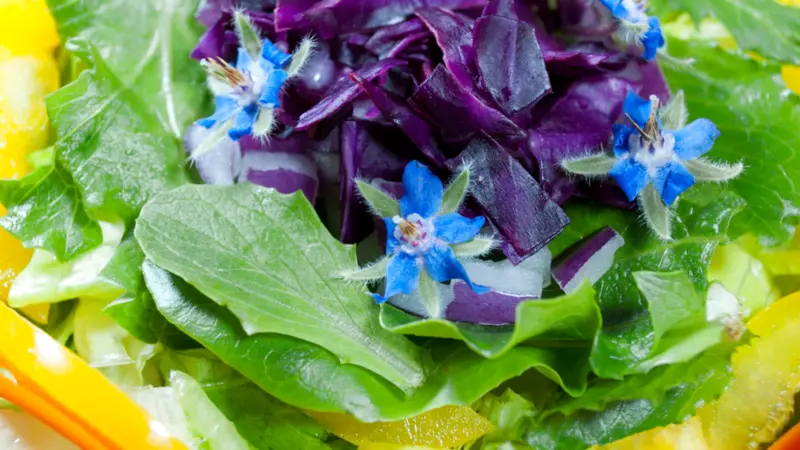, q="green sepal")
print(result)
[233,11,263,62]
[439,166,471,215]
[639,185,672,240]
[684,158,744,182]
[355,180,400,217]
[561,153,617,176]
